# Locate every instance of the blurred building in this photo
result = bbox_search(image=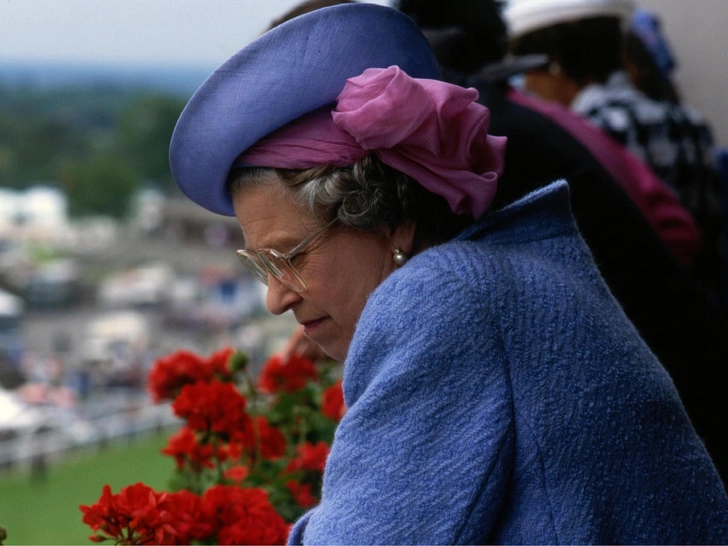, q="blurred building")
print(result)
[0,186,73,241]
[159,196,241,248]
